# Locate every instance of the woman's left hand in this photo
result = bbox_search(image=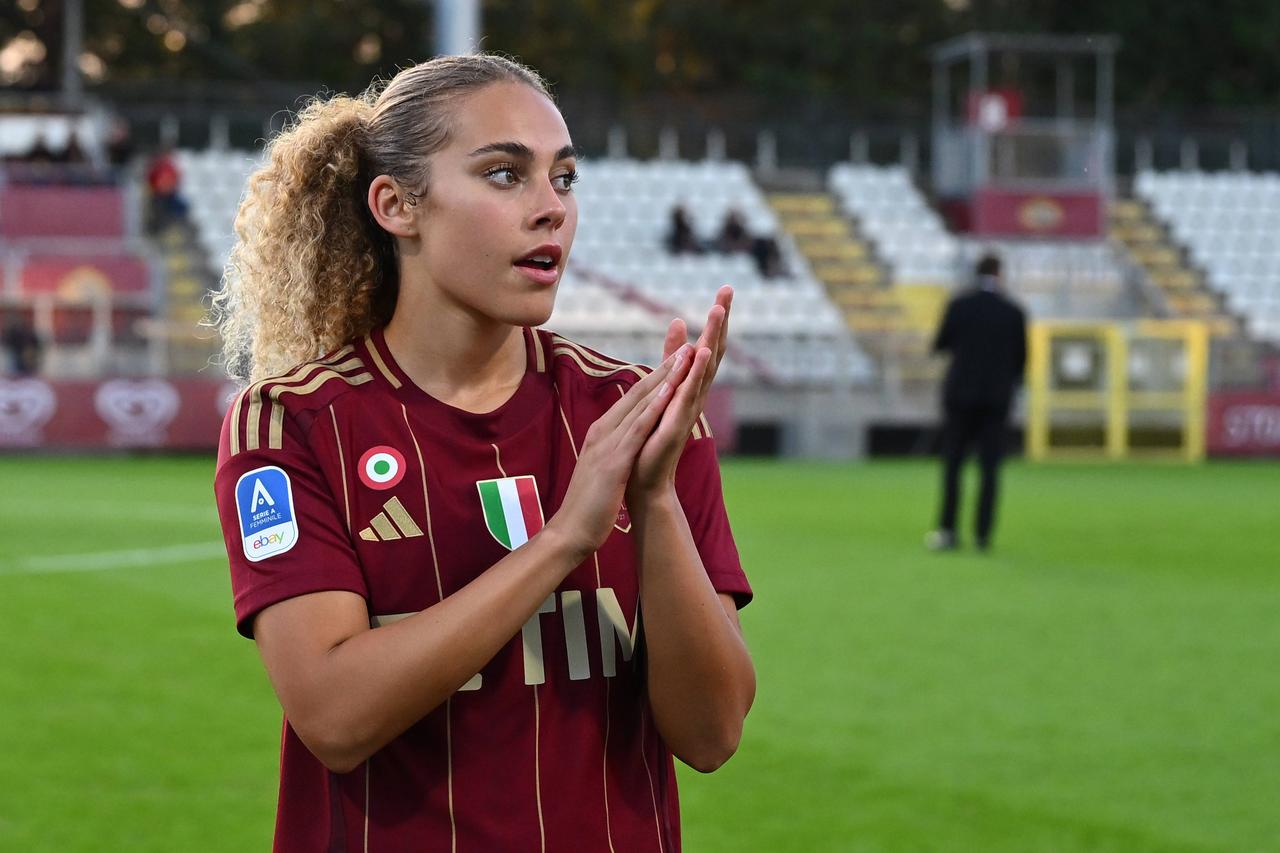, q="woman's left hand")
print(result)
[628,285,733,501]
